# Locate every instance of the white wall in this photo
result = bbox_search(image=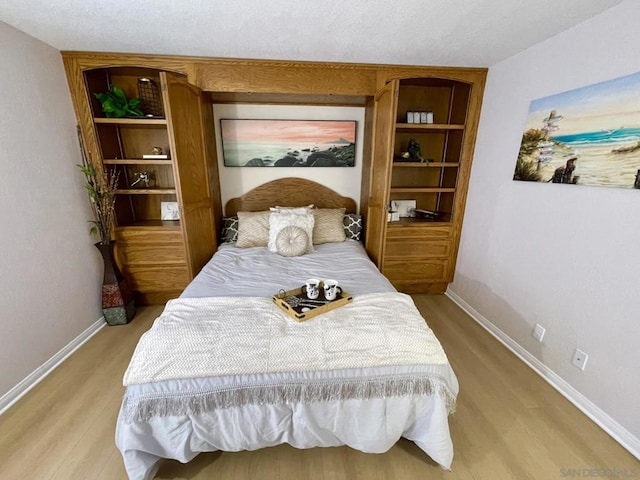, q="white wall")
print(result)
[452,0,640,451]
[0,22,102,403]
[213,104,365,212]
